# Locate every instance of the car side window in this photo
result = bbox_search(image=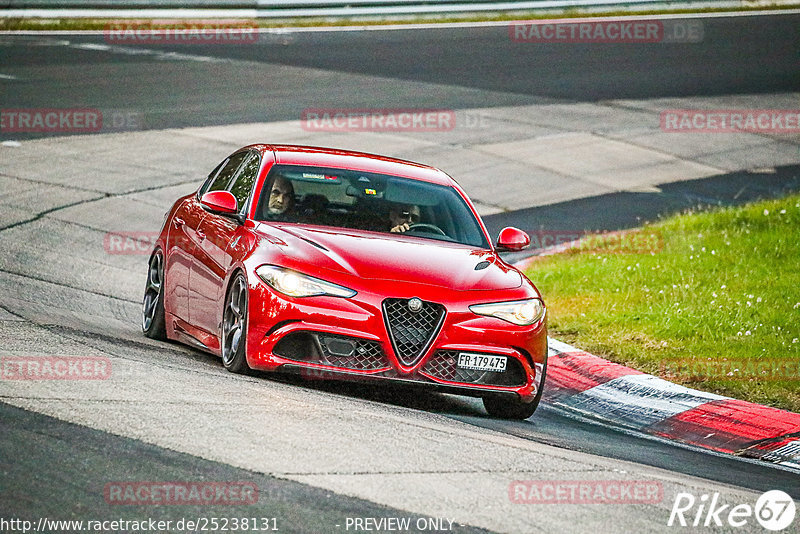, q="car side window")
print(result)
[228,152,261,214]
[198,159,226,197]
[207,151,249,193]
